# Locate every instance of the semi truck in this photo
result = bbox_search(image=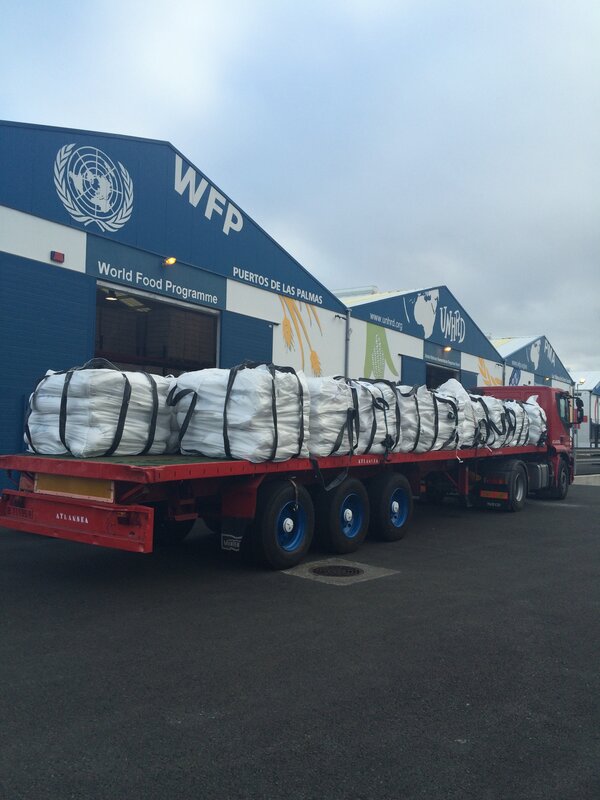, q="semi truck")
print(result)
[0,385,580,570]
